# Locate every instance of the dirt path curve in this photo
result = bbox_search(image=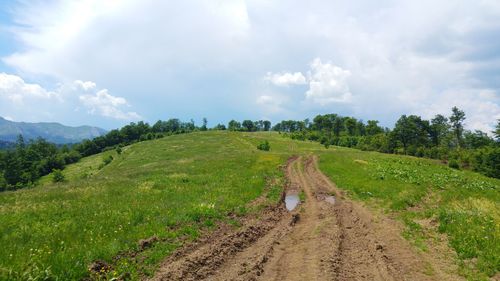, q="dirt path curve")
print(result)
[151,155,458,281]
